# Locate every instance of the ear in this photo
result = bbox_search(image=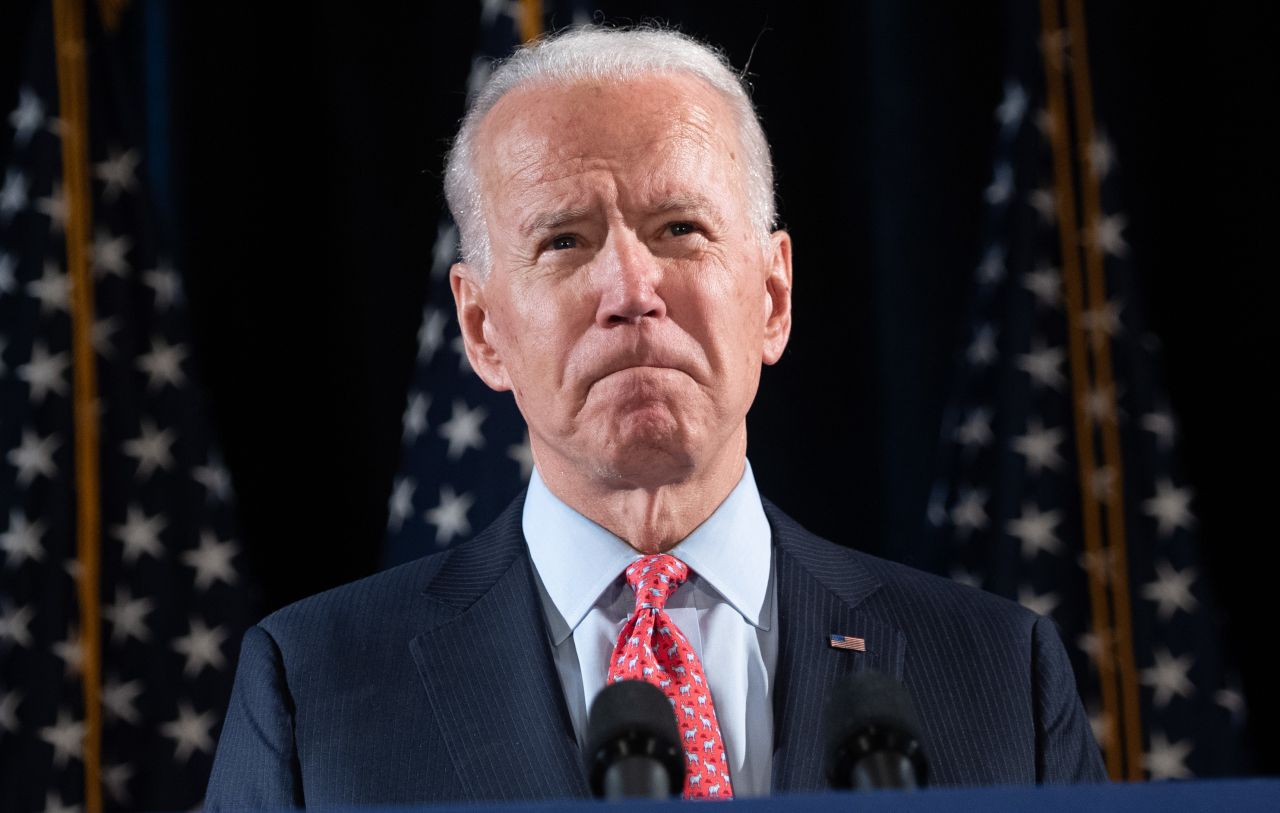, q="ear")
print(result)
[449,262,513,391]
[761,229,793,365]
